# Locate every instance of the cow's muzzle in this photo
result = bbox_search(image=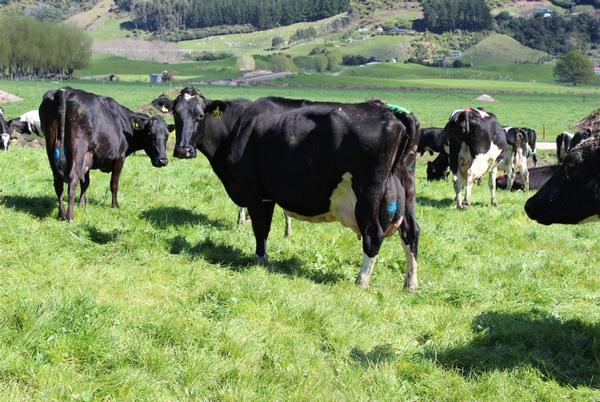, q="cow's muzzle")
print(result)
[174,145,196,159]
[153,157,169,167]
[524,197,552,225]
